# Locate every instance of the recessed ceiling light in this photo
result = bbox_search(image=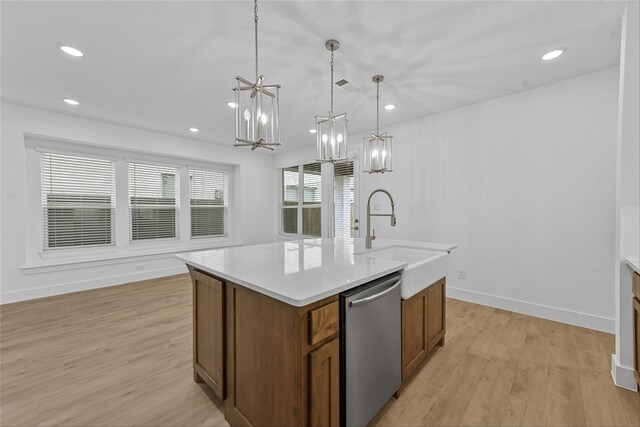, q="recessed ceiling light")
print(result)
[189,128,199,133]
[63,98,79,105]
[59,45,84,57]
[542,49,565,61]
[227,102,238,108]
[384,104,395,111]
[309,129,317,134]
